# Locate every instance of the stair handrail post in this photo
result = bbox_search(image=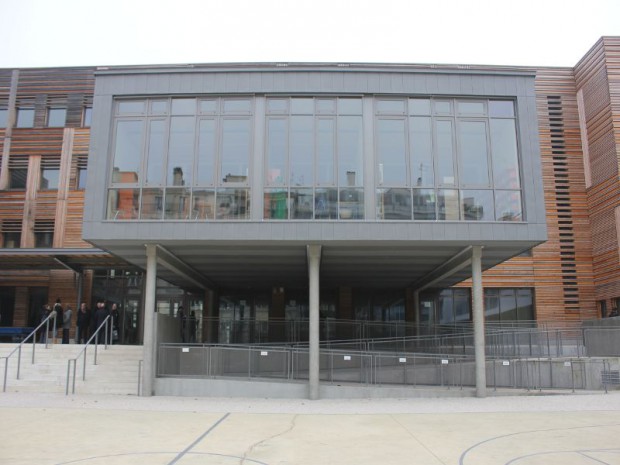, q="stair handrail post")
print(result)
[2,357,8,392]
